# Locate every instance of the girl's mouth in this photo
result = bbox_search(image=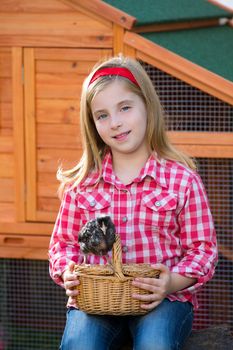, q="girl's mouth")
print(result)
[113,131,131,140]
